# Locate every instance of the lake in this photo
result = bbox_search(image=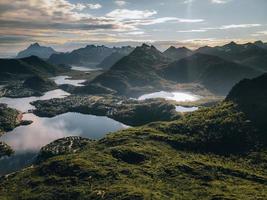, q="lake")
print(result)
[0,87,127,175]
[138,91,201,102]
[175,106,199,113]
[50,75,86,86]
[71,65,102,72]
